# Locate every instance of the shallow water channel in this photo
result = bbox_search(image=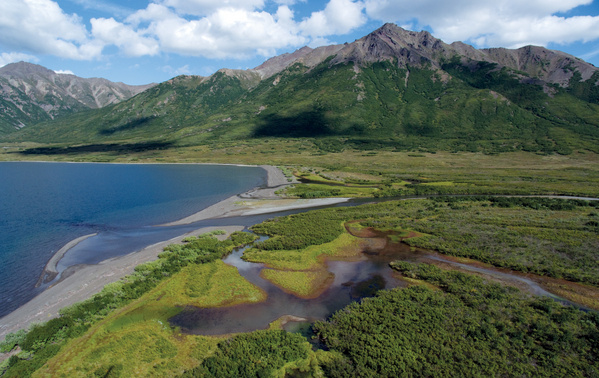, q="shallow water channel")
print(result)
[169,226,588,335]
[169,237,414,335]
